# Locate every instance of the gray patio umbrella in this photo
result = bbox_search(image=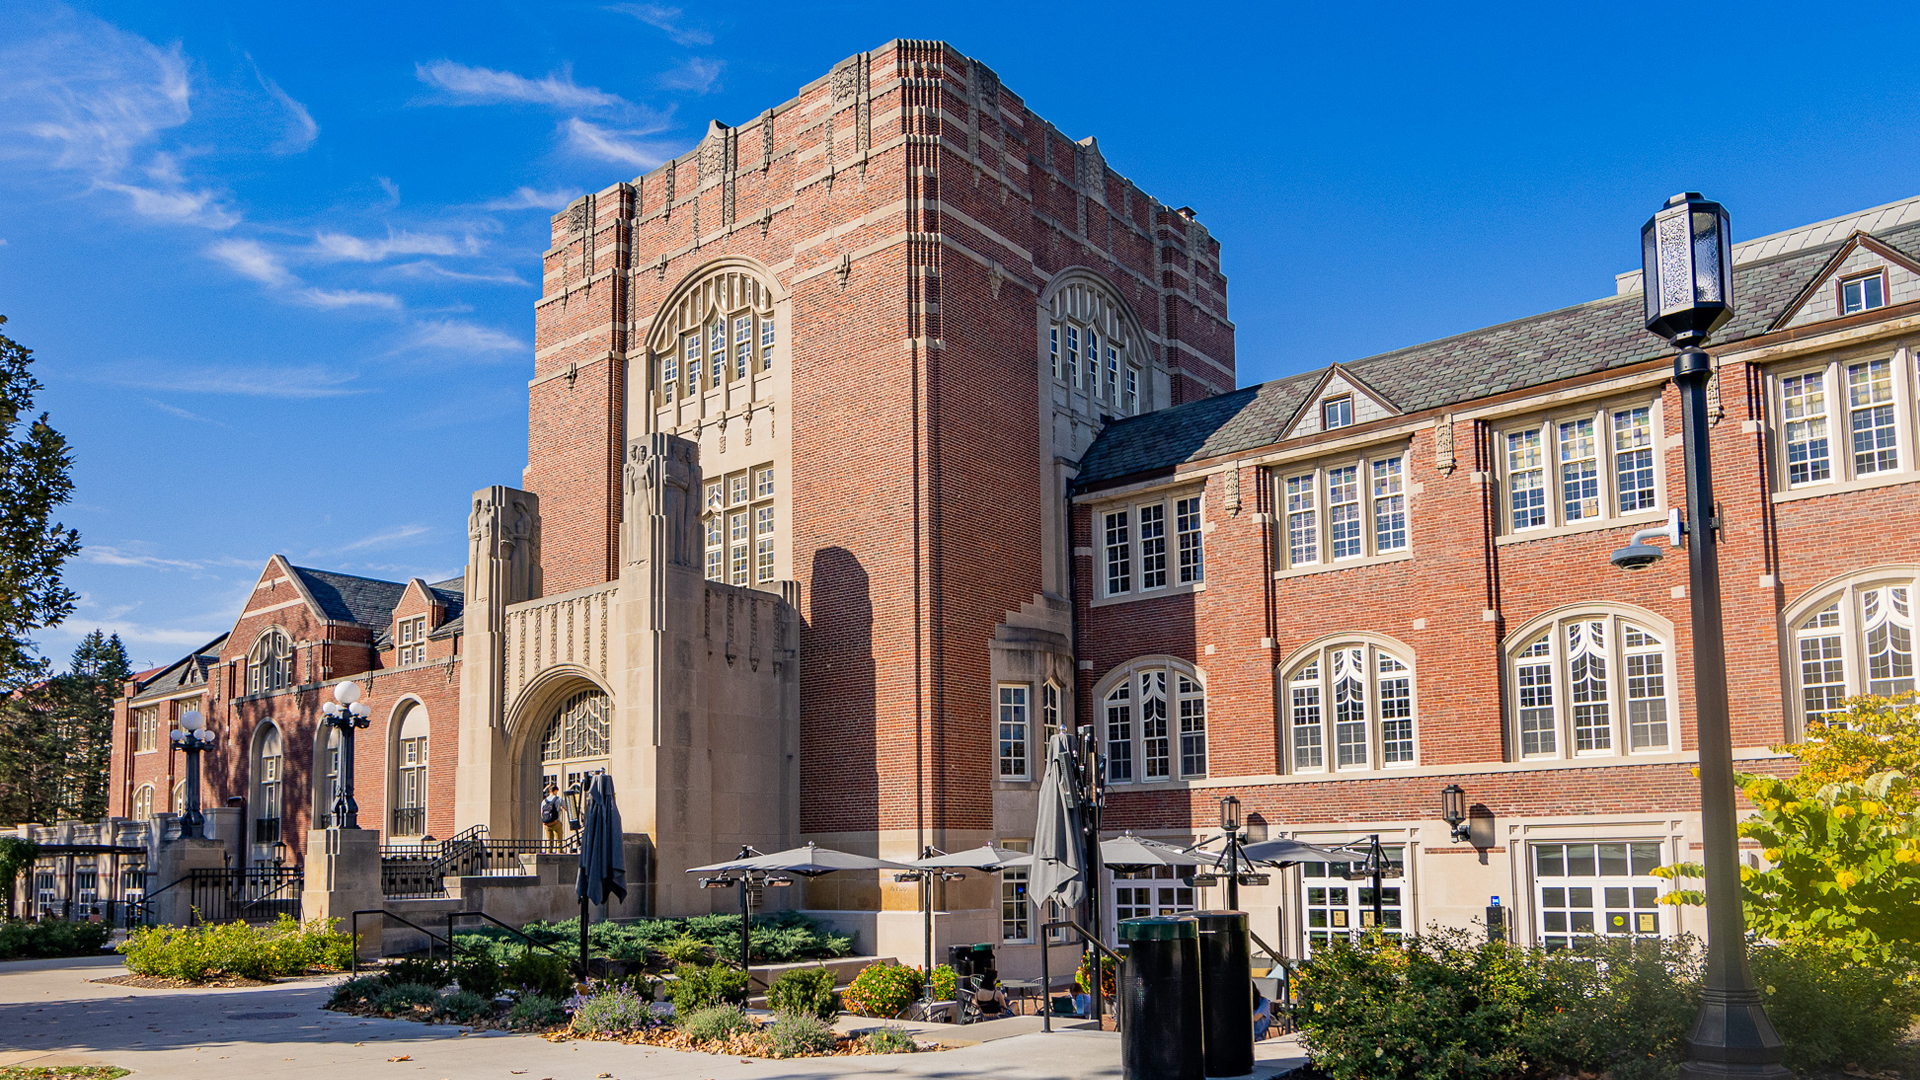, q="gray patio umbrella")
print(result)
[574,772,626,975]
[1030,733,1086,915]
[1099,833,1210,872]
[1239,837,1352,867]
[686,841,914,876]
[906,845,1033,871]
